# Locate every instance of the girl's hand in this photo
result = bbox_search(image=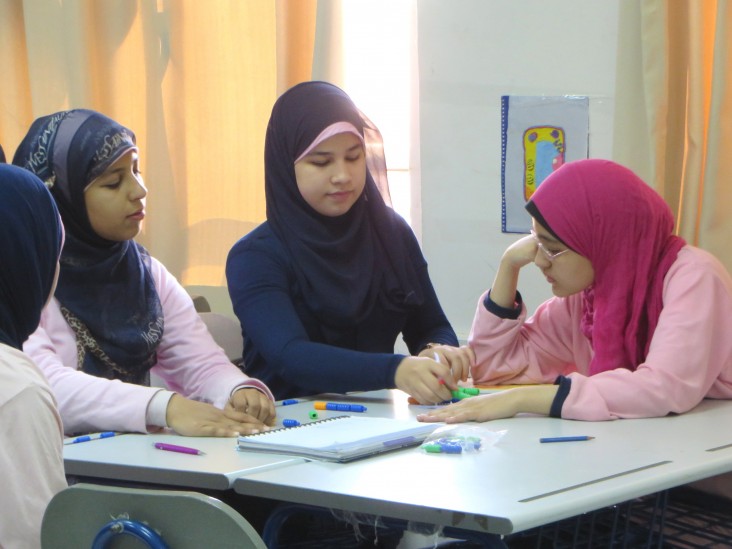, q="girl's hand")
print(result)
[489,234,539,309]
[228,388,276,426]
[417,344,474,384]
[502,234,538,271]
[416,385,558,423]
[394,356,454,405]
[165,394,270,437]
